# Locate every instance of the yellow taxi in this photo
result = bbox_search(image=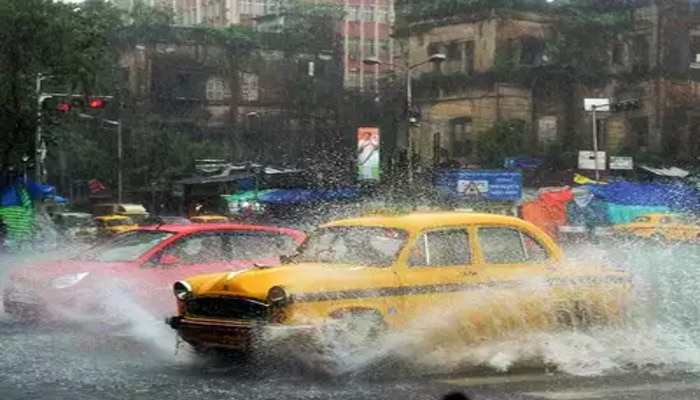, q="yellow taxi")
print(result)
[189,215,230,224]
[94,215,139,237]
[611,213,700,242]
[166,212,631,358]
